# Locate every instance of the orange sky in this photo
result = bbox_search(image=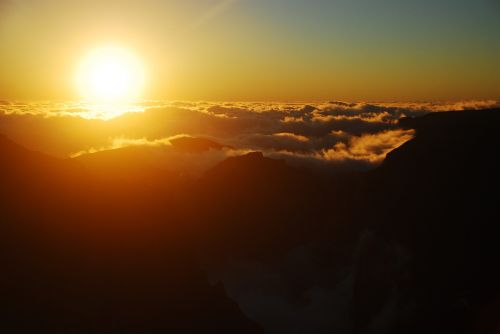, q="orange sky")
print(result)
[0,0,499,101]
